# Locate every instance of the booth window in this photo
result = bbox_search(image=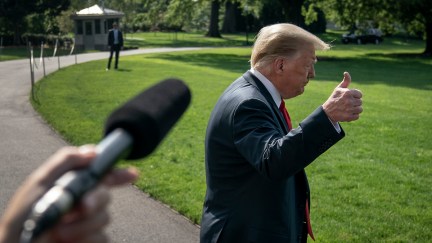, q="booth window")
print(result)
[76,20,83,34]
[85,21,92,35]
[95,20,101,34]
